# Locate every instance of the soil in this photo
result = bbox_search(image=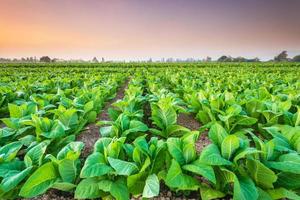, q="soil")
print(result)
[177,112,211,154]
[76,79,129,158]
[195,130,211,154]
[28,189,74,200]
[177,113,201,131]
